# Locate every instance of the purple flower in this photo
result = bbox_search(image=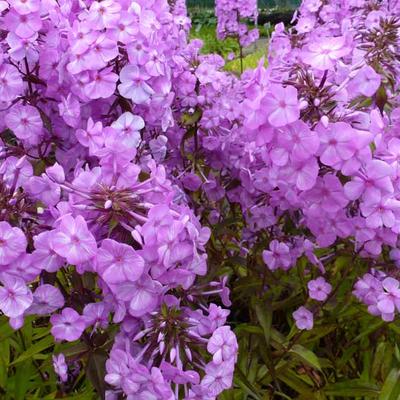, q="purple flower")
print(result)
[97,239,145,284]
[50,307,86,342]
[0,222,27,266]
[301,36,351,70]
[52,215,97,265]
[52,353,68,382]
[0,274,33,318]
[293,306,314,330]
[5,104,42,140]
[207,326,238,364]
[32,231,64,273]
[262,85,300,127]
[118,65,154,104]
[262,240,292,271]
[377,277,400,321]
[308,277,332,302]
[27,284,64,315]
